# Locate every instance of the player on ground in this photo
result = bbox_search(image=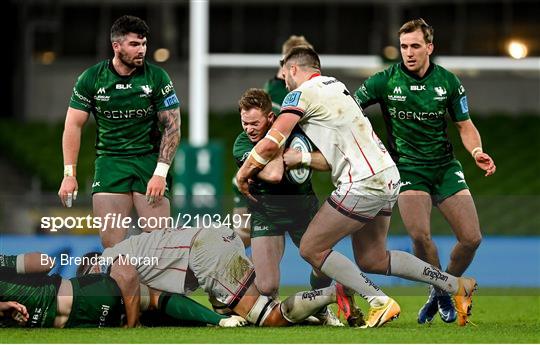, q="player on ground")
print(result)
[233,88,340,326]
[354,18,495,325]
[80,225,365,328]
[236,46,477,328]
[58,15,181,248]
[0,255,246,328]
